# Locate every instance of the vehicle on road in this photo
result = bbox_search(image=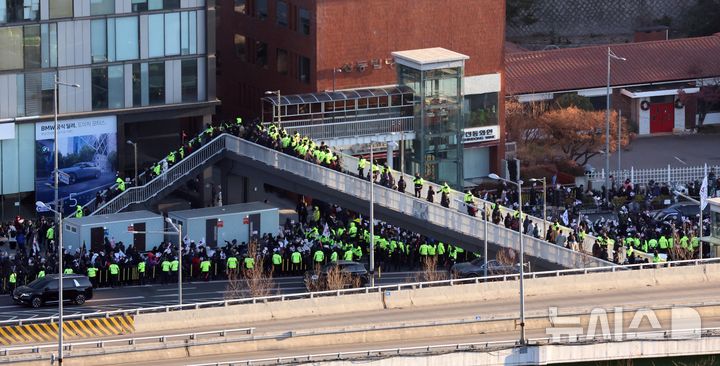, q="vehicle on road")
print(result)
[652,202,709,224]
[12,274,93,308]
[450,259,527,278]
[304,261,369,291]
[53,162,102,184]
